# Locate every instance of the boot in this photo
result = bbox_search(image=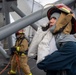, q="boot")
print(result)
[29,73,32,75]
[7,70,16,75]
[8,74,16,75]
